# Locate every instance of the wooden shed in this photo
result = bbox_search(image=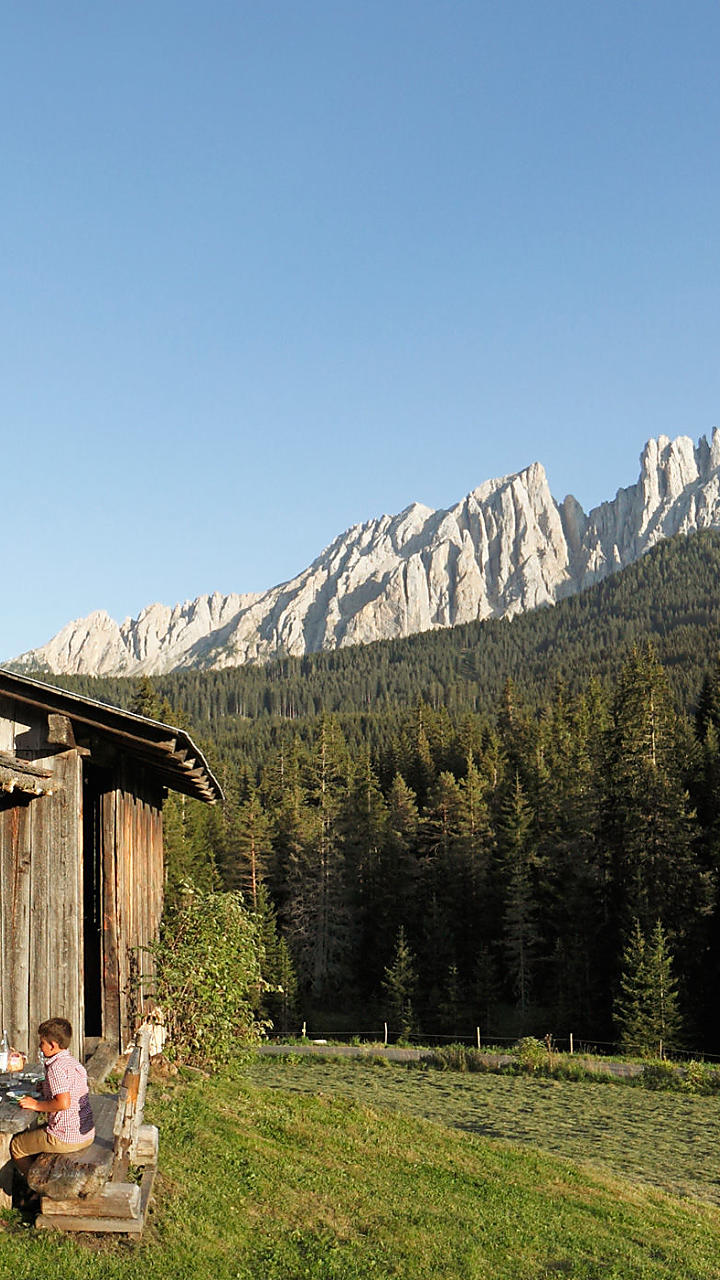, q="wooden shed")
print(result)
[0,668,222,1062]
